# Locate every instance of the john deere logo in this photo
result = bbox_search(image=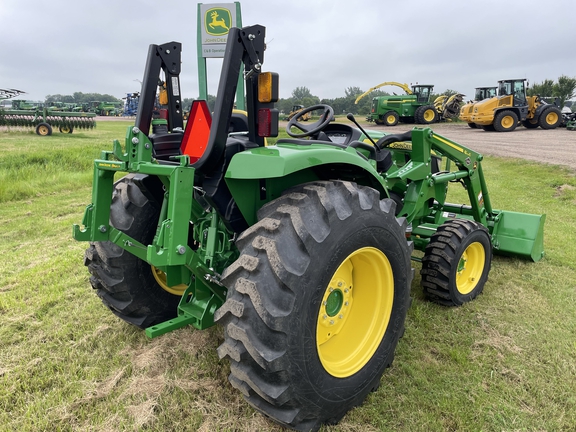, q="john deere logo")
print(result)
[205,8,231,36]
